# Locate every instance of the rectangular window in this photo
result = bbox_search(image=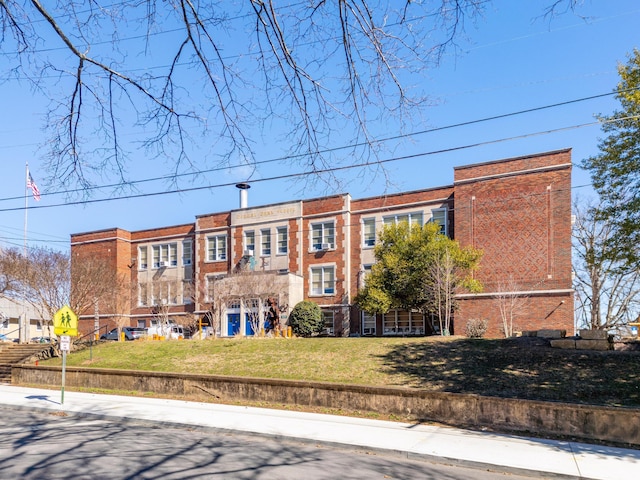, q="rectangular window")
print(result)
[139,246,148,270]
[277,226,288,254]
[169,243,178,266]
[137,319,146,329]
[362,312,376,336]
[311,222,335,250]
[1,318,8,329]
[383,212,423,228]
[431,208,447,235]
[152,245,161,269]
[168,281,178,305]
[206,276,216,303]
[382,310,425,335]
[244,230,255,255]
[36,321,42,332]
[323,310,335,335]
[151,243,178,268]
[261,229,271,256]
[363,218,376,247]
[182,241,192,266]
[311,266,335,295]
[183,280,193,304]
[138,283,148,306]
[207,235,227,261]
